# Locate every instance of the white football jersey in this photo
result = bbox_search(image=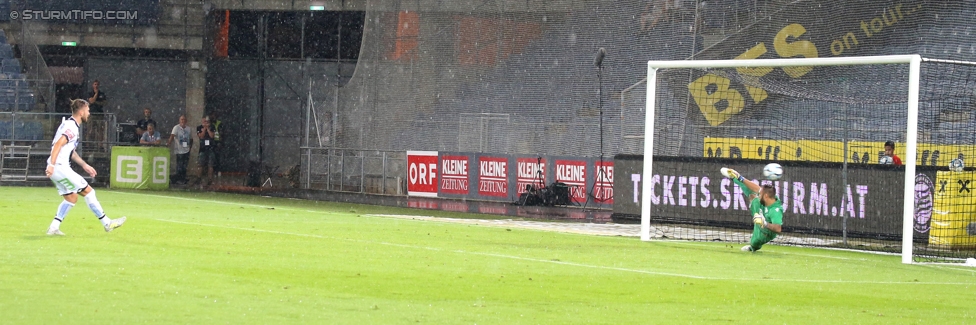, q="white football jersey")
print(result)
[49,117,80,166]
